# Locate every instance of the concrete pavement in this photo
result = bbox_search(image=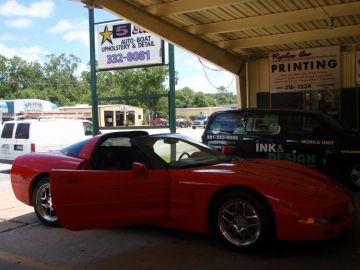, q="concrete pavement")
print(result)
[0,163,35,234]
